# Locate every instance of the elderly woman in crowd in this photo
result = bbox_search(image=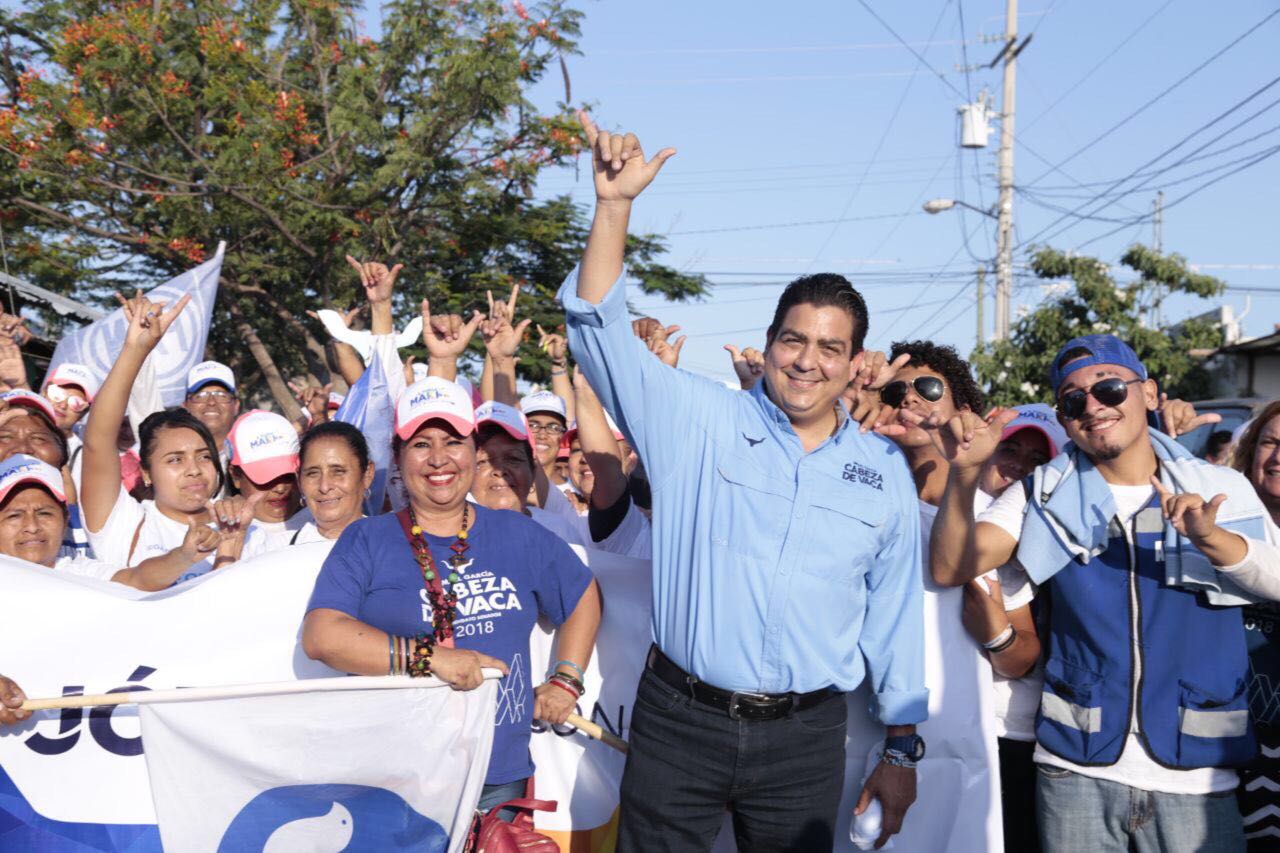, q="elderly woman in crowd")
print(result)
[302,376,602,817]
[80,292,258,585]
